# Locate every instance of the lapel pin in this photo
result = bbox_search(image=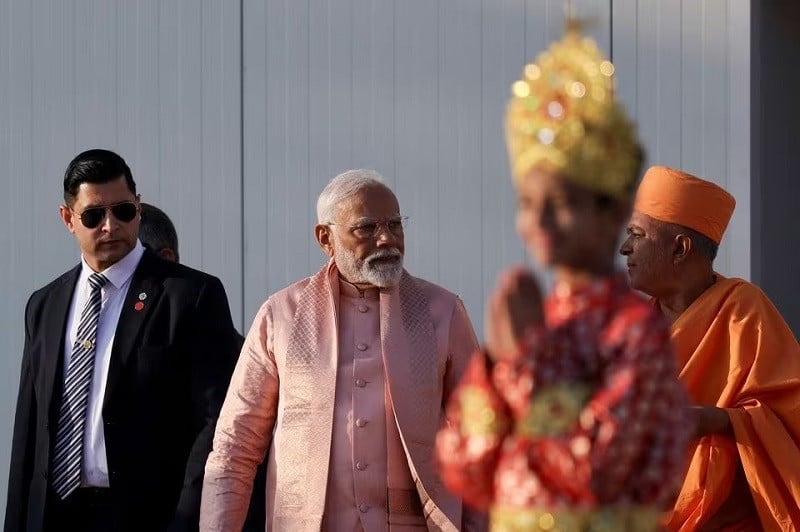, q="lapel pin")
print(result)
[138,292,147,301]
[82,339,93,350]
[134,301,145,312]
